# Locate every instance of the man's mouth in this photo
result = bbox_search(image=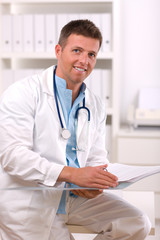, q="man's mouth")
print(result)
[74,66,86,72]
